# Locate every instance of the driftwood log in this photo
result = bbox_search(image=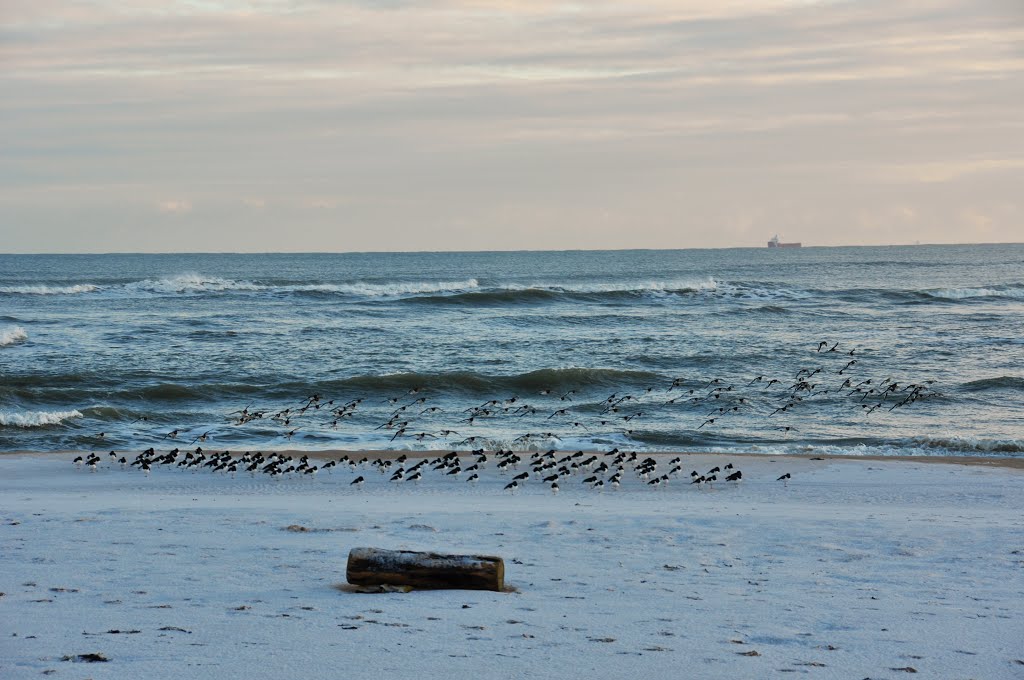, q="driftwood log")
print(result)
[346,547,505,591]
